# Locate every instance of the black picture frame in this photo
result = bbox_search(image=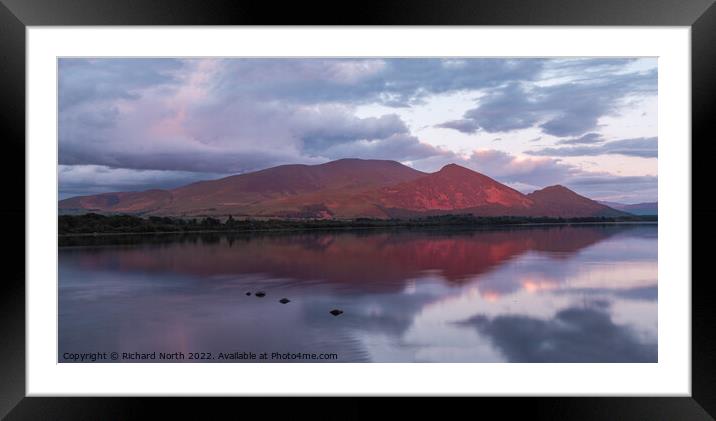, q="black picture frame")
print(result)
[1,0,713,418]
